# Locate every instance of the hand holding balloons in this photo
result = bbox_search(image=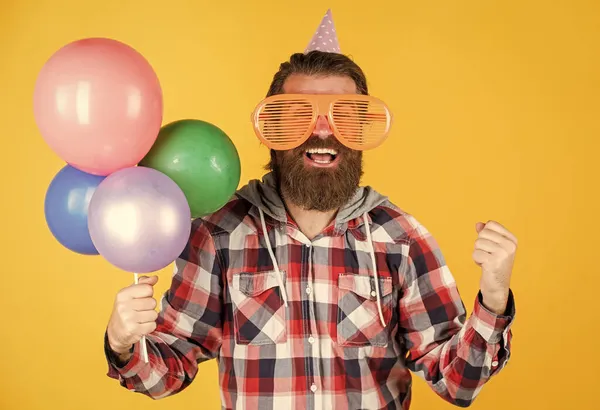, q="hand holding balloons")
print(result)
[87,166,192,363]
[36,37,241,363]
